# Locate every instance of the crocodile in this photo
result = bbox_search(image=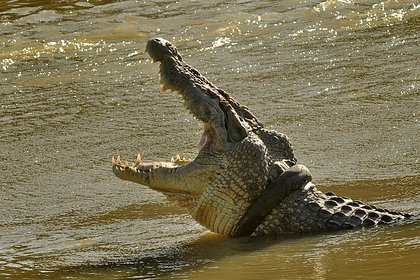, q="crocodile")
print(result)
[112,37,410,237]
